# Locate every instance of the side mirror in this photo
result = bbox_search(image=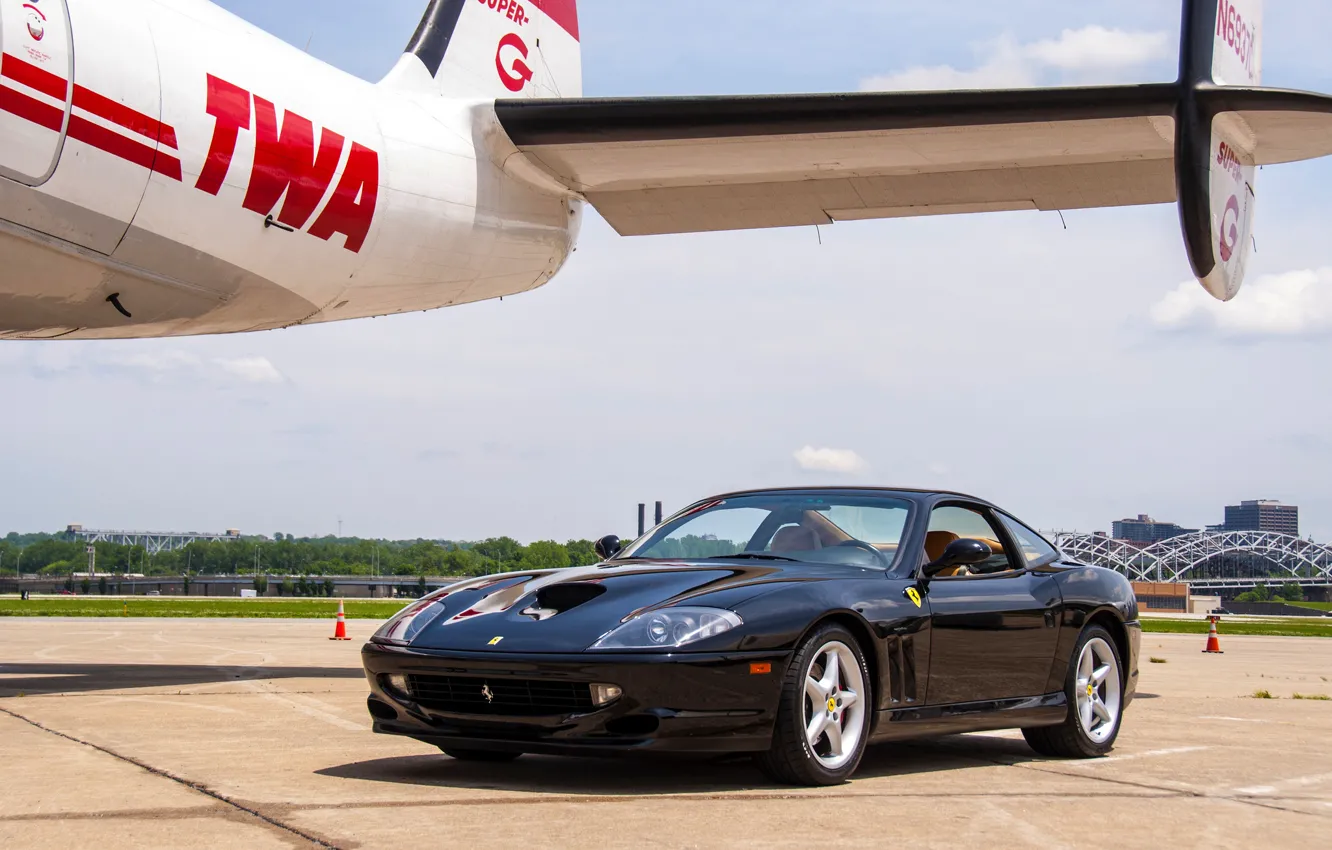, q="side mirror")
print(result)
[924,539,993,577]
[594,535,623,561]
